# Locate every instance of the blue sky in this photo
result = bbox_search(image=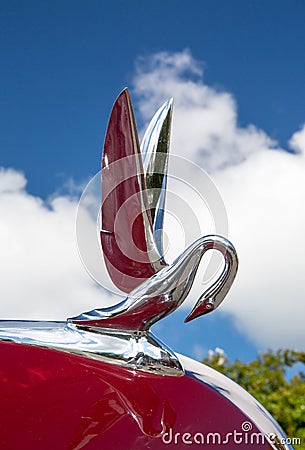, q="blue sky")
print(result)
[1,1,305,362]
